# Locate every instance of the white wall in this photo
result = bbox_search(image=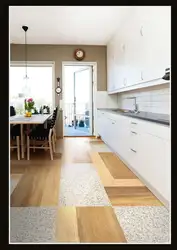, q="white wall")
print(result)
[117,83,170,115]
